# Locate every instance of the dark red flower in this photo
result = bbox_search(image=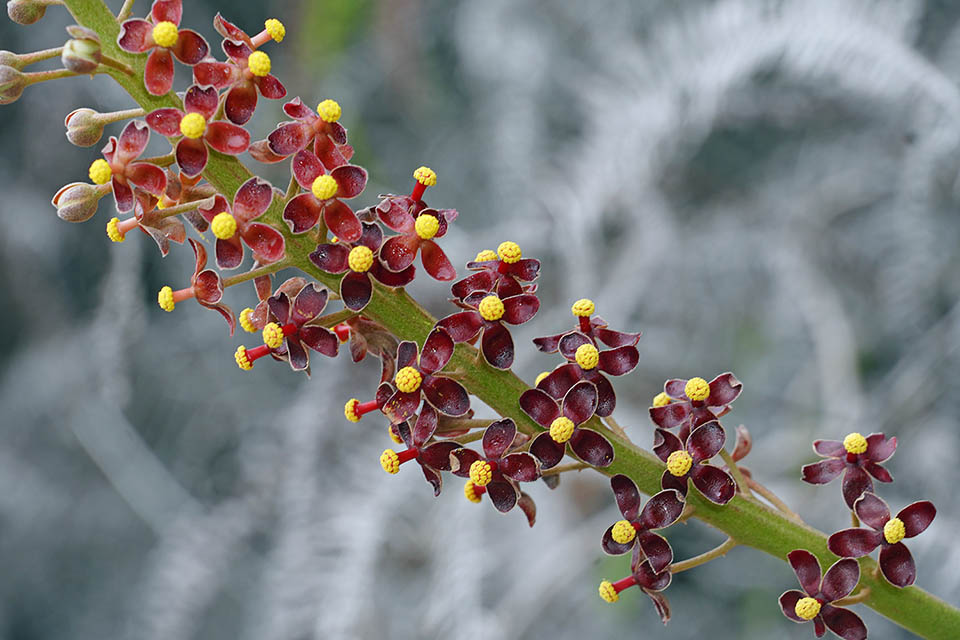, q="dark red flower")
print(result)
[519,380,614,468]
[801,432,896,509]
[262,97,354,167]
[117,0,209,96]
[602,474,684,574]
[533,297,641,353]
[436,290,539,369]
[196,176,285,269]
[309,221,415,311]
[779,550,867,639]
[450,418,541,513]
[157,238,235,333]
[382,329,471,422]
[282,149,366,242]
[598,547,673,625]
[377,203,457,282]
[344,381,393,424]
[451,241,540,300]
[649,373,742,441]
[828,492,936,588]
[378,405,461,496]
[87,120,167,213]
[652,422,736,505]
